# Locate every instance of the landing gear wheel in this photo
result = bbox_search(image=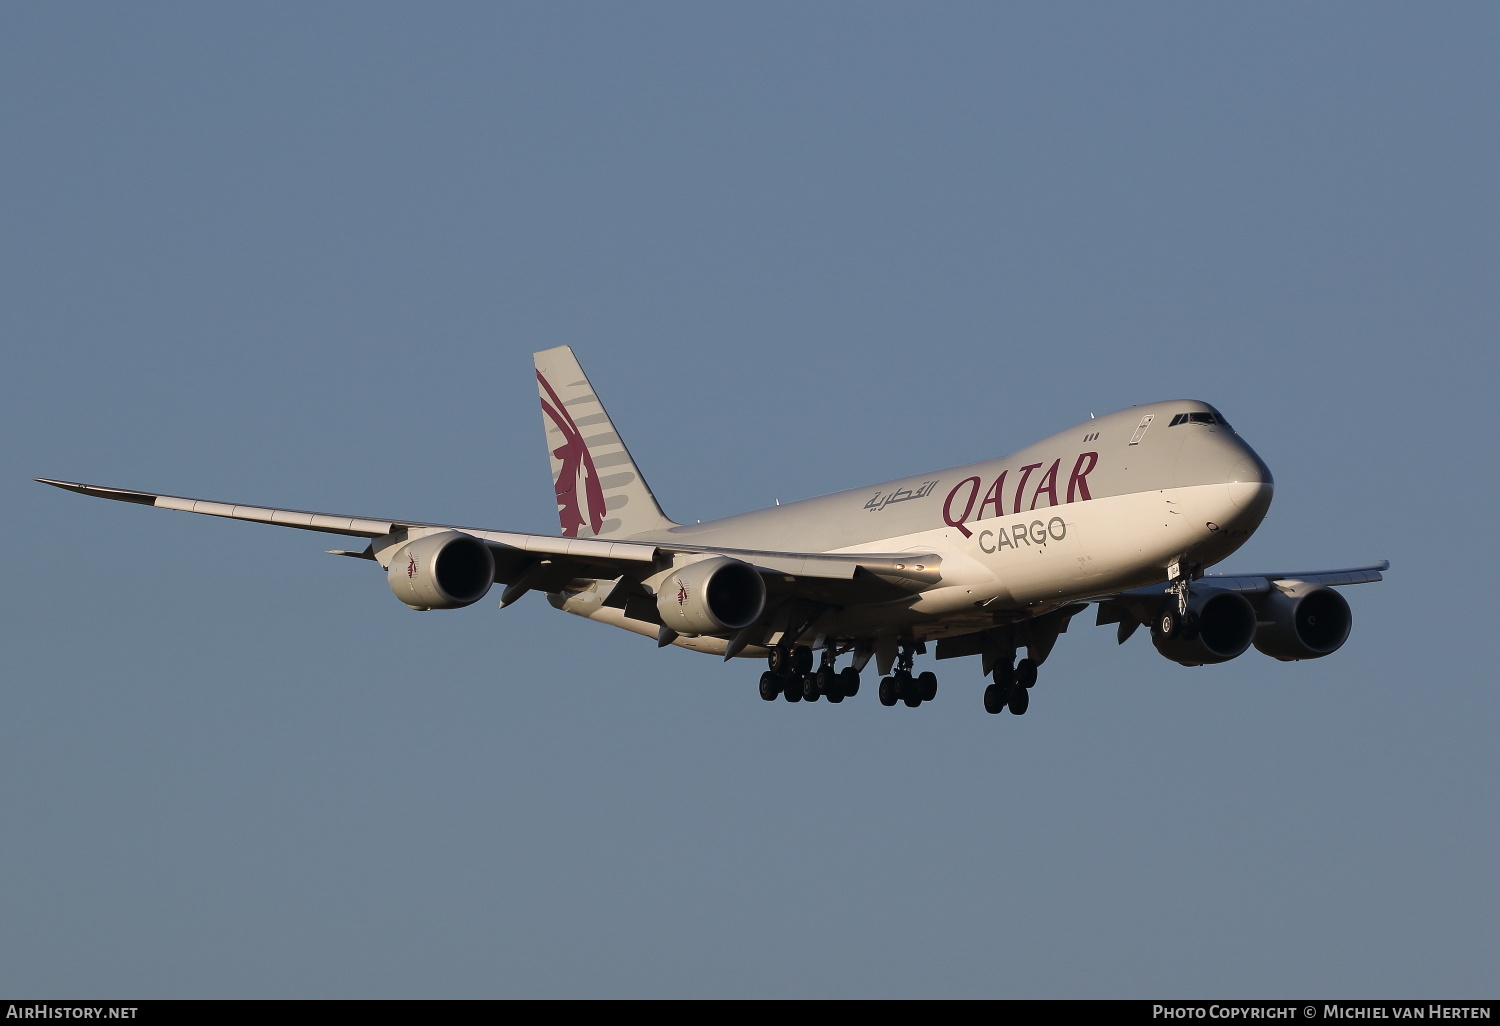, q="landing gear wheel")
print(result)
[1156,609,1179,640]
[878,677,898,707]
[983,683,1007,714]
[792,647,814,676]
[992,662,1015,688]
[1008,685,1030,715]
[815,667,836,695]
[768,647,789,674]
[1016,659,1038,689]
[888,672,912,705]
[783,675,802,703]
[759,671,780,701]
[838,667,860,698]
[895,671,920,707]
[917,671,938,702]
[826,684,845,703]
[801,673,821,702]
